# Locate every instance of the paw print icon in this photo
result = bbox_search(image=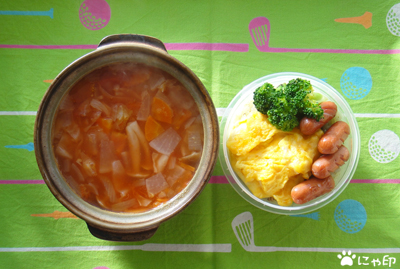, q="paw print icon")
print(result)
[338,250,357,266]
